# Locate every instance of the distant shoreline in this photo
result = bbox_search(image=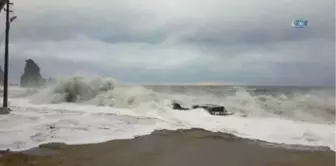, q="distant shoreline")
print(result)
[129,83,335,88]
[0,82,334,89]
